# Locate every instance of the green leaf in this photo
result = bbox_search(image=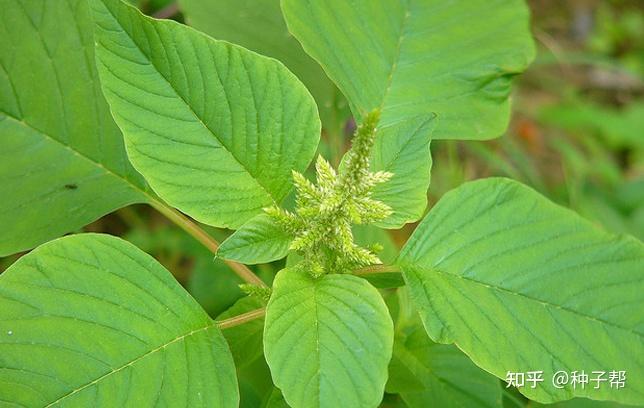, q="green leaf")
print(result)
[371,116,435,228]
[398,178,644,404]
[0,233,238,407]
[0,0,151,256]
[281,0,534,141]
[281,0,535,226]
[388,322,502,408]
[216,296,266,369]
[177,0,348,131]
[89,0,321,229]
[264,269,394,408]
[218,214,293,264]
